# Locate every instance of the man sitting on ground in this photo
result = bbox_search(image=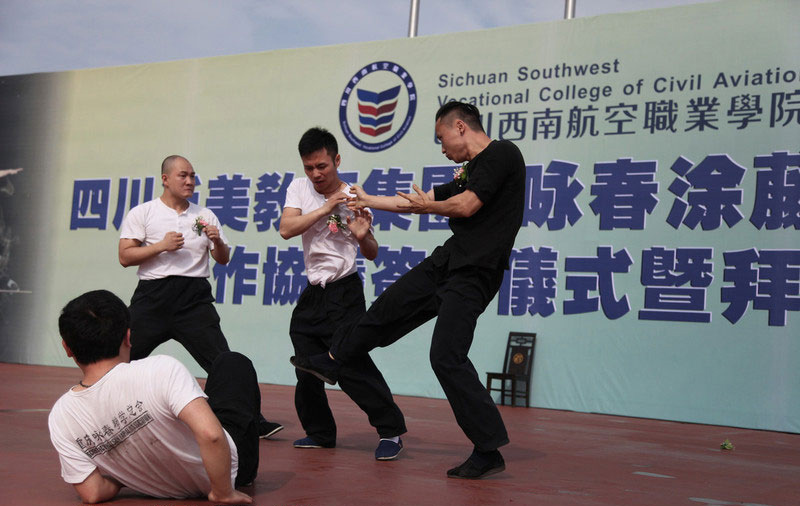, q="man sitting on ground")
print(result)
[48,289,258,504]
